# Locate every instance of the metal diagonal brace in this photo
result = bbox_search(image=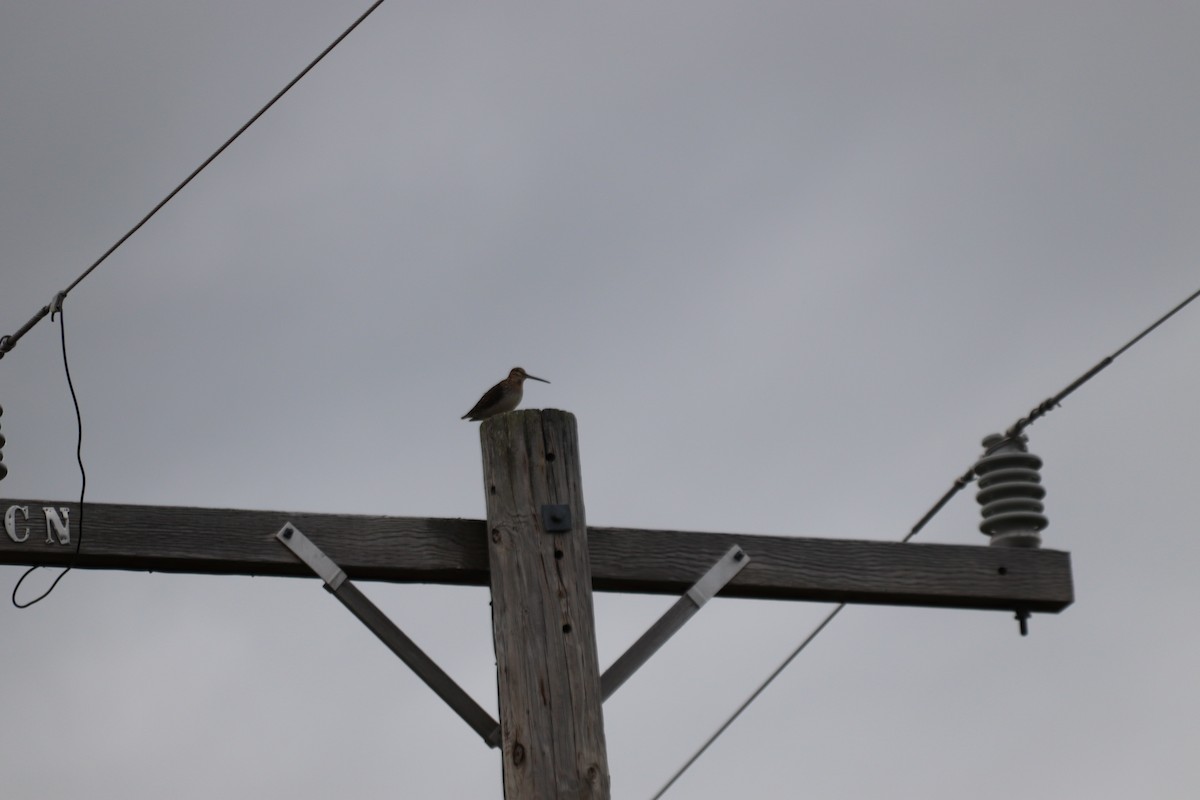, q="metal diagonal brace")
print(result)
[275,523,501,748]
[600,545,750,701]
